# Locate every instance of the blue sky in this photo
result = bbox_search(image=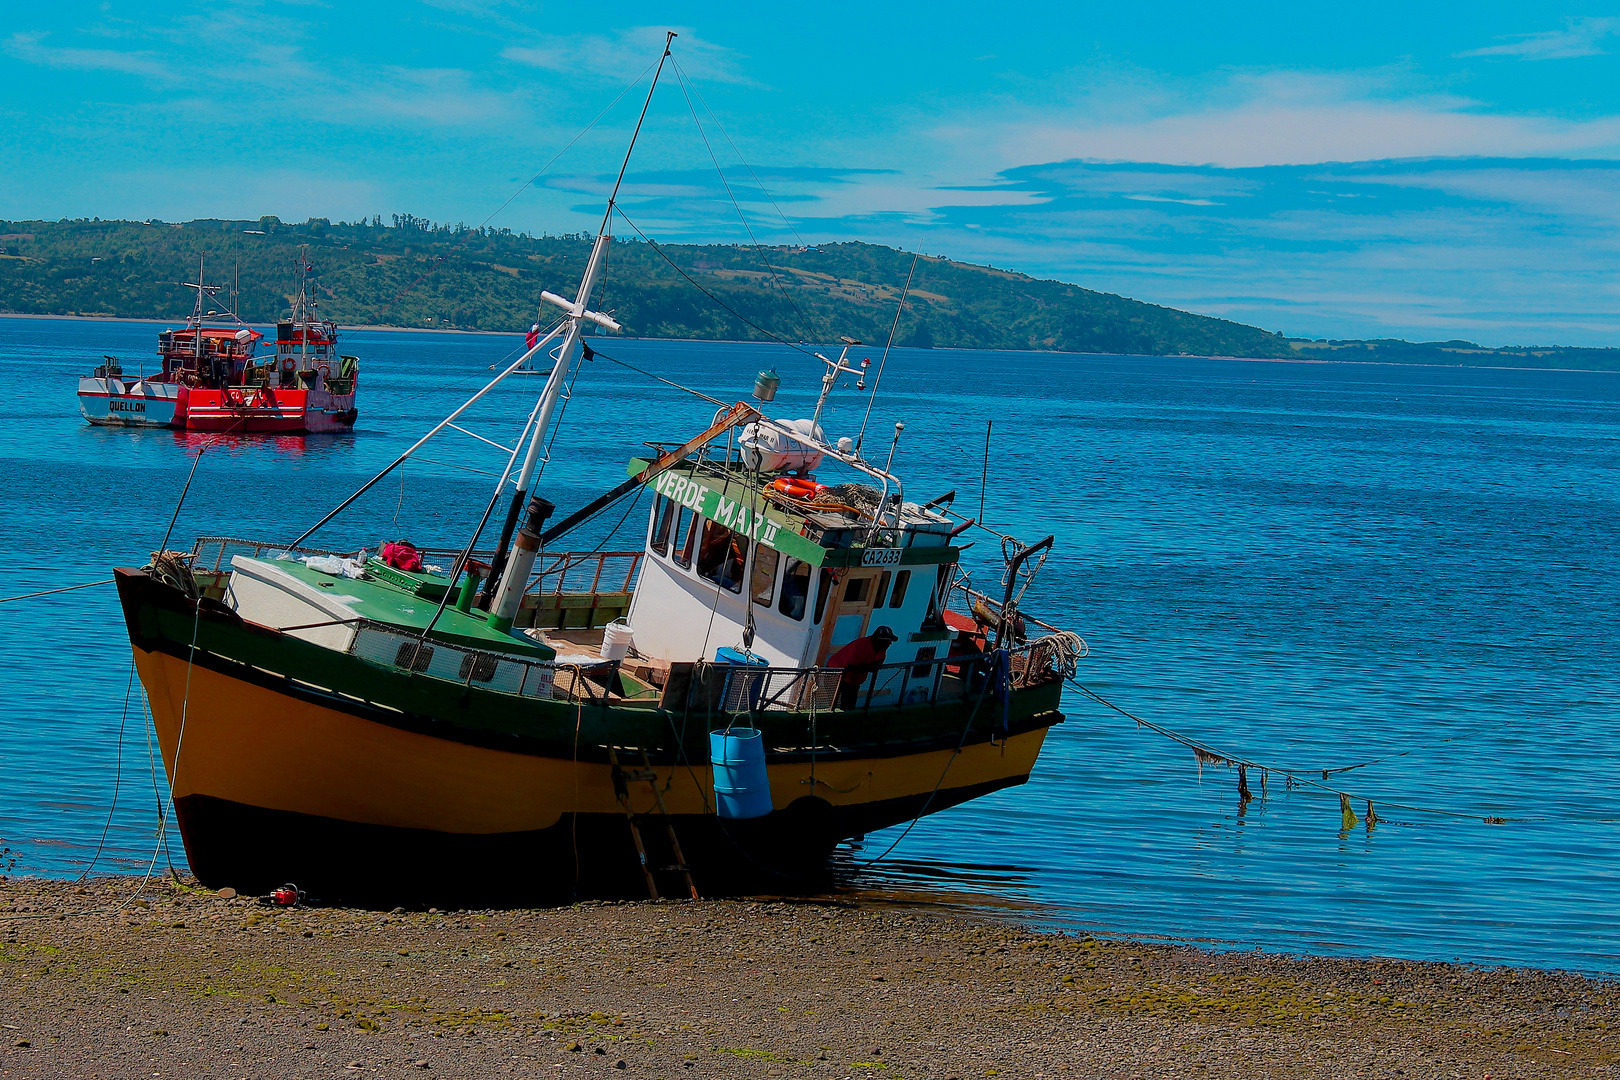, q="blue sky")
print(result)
[4,2,1620,345]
